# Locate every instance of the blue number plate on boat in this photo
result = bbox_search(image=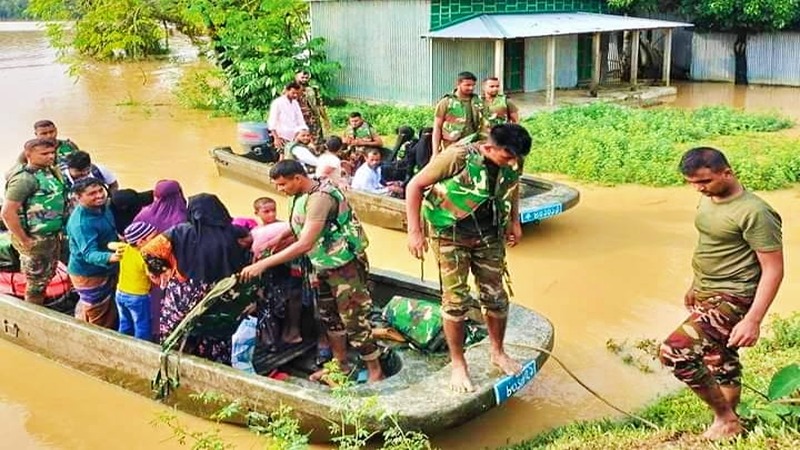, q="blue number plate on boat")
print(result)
[493,359,538,405]
[520,204,562,224]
